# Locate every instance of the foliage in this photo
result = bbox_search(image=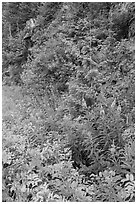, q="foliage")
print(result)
[110,2,135,40]
[2,2,135,202]
[2,2,40,35]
